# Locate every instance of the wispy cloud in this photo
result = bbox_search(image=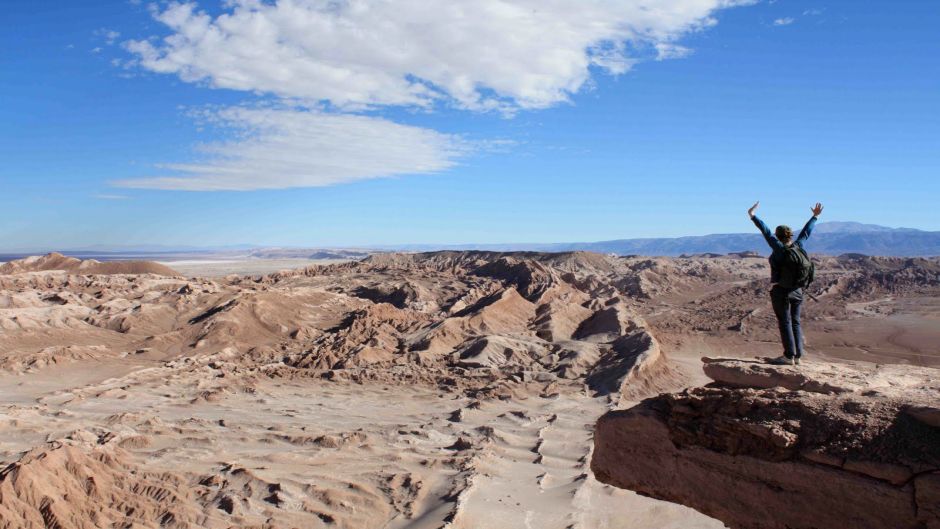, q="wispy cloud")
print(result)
[126,0,753,112]
[112,107,470,191]
[94,194,131,200]
[655,43,693,61]
[94,28,121,45]
[773,17,796,26]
